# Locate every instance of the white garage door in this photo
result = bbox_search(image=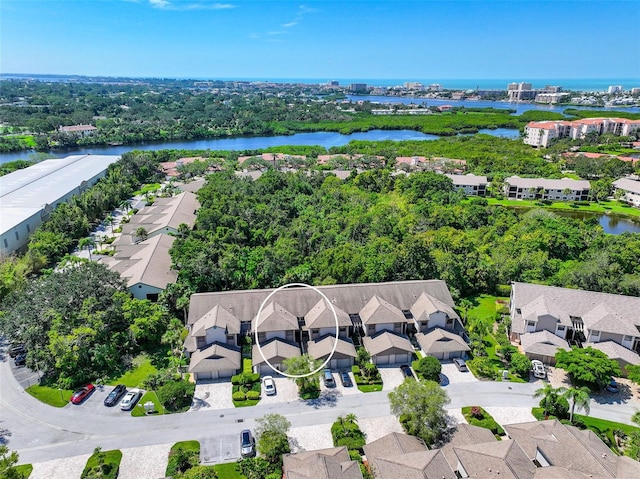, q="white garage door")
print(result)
[376,355,390,365]
[196,371,213,381]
